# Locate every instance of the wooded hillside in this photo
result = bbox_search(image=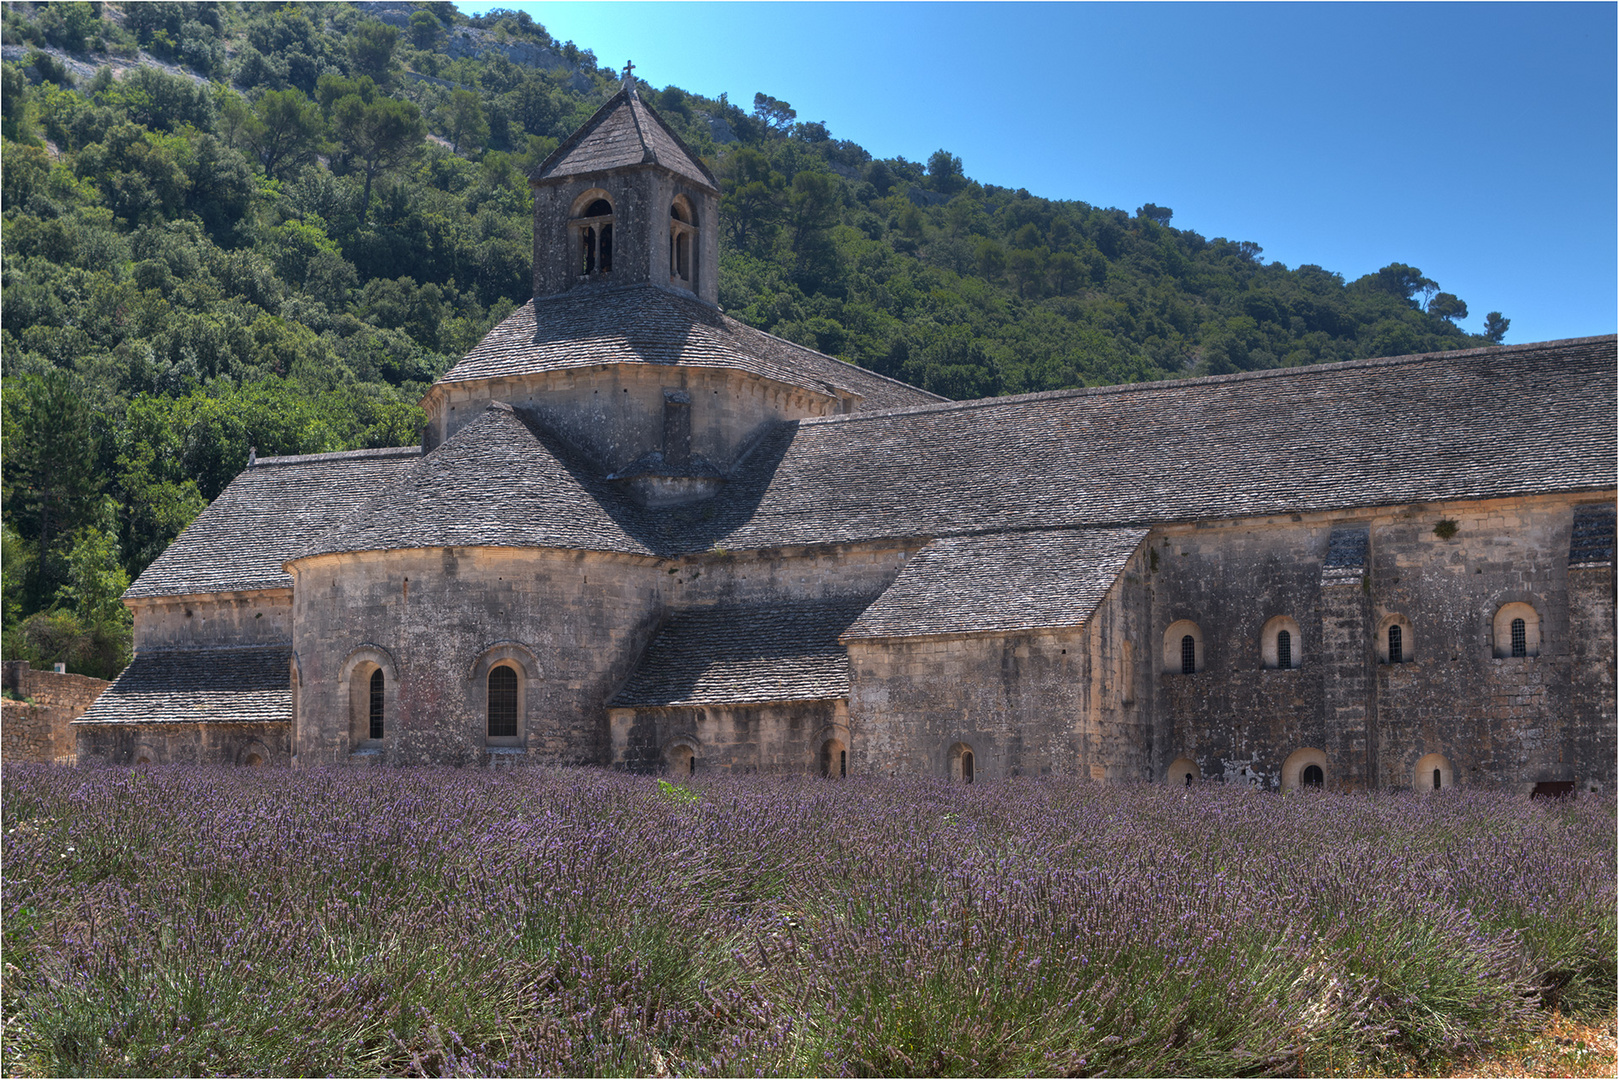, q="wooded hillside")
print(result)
[0,1,1507,676]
